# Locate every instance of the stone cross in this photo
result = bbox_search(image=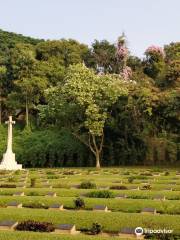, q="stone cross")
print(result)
[0,116,22,170]
[5,116,15,154]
